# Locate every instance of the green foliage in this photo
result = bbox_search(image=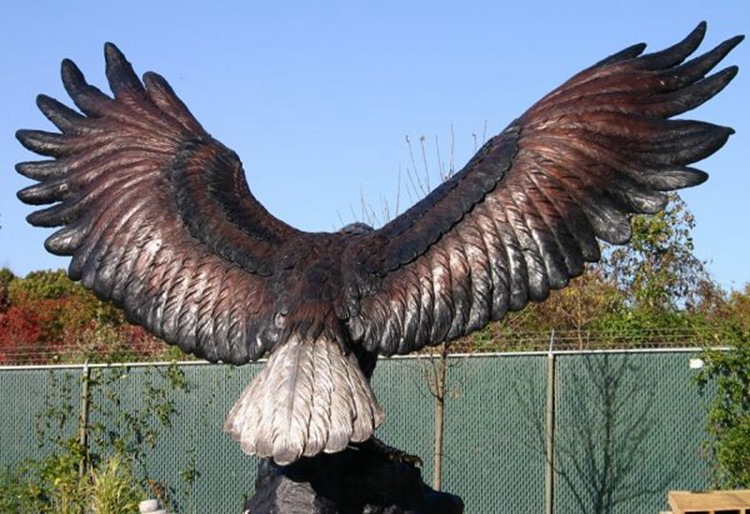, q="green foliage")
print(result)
[0,364,192,512]
[692,282,750,489]
[0,462,47,513]
[0,267,15,310]
[88,364,189,466]
[10,269,85,301]
[89,454,144,514]
[36,440,90,514]
[0,451,145,514]
[696,338,750,488]
[601,194,710,313]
